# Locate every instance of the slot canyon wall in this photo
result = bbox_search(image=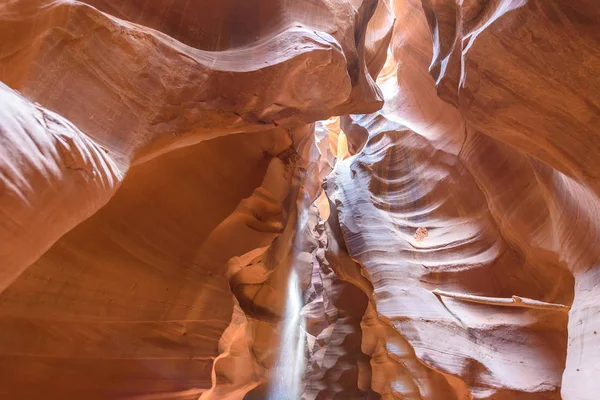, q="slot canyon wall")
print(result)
[0,0,598,399]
